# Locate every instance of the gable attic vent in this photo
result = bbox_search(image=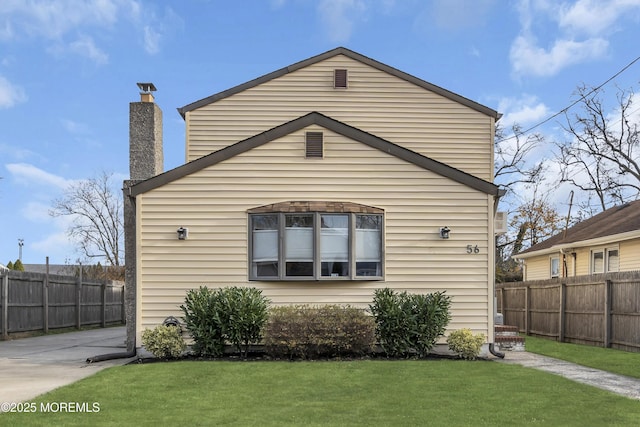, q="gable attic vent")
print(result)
[306,132,323,158]
[334,69,348,88]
